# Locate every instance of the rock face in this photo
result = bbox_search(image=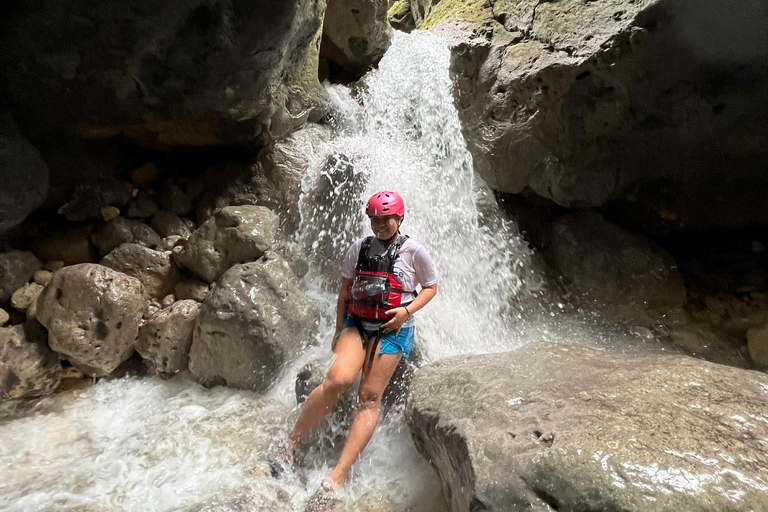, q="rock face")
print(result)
[101,243,178,299]
[137,299,200,375]
[36,264,145,376]
[0,0,328,147]
[0,321,62,401]
[0,113,48,233]
[177,205,278,283]
[189,253,319,390]
[416,0,768,234]
[321,0,392,77]
[407,342,768,512]
[0,250,43,308]
[548,211,685,324]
